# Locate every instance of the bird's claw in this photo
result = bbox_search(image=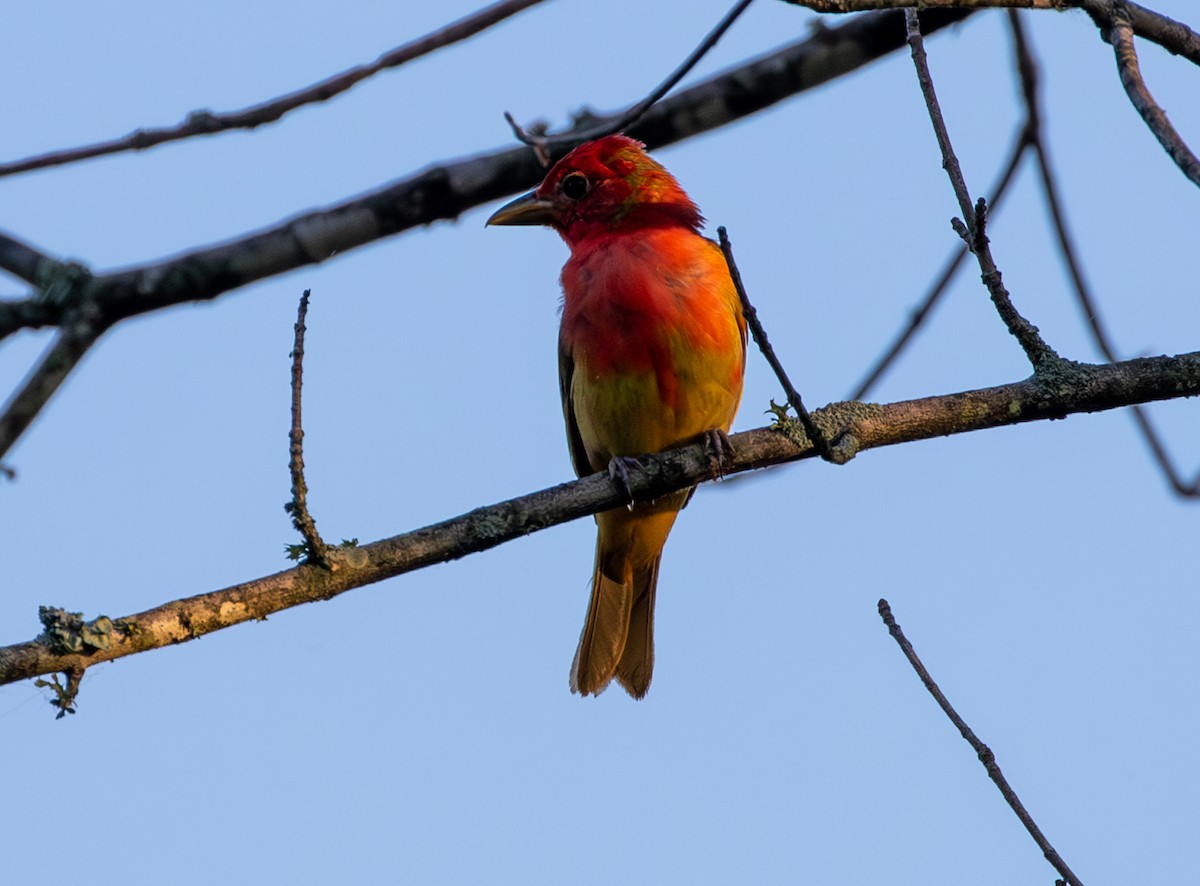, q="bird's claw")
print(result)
[607,456,644,510]
[702,429,735,479]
